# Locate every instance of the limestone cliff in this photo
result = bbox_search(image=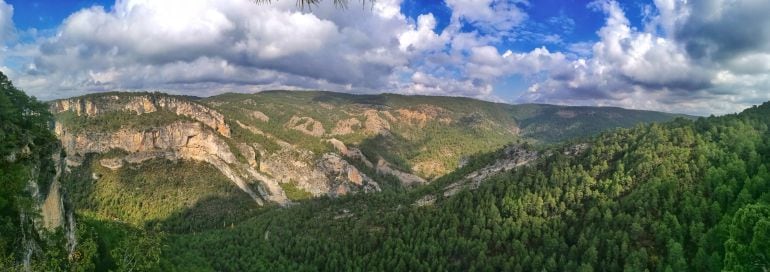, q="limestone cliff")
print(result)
[51,94,231,137]
[55,120,264,204]
[52,93,379,206]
